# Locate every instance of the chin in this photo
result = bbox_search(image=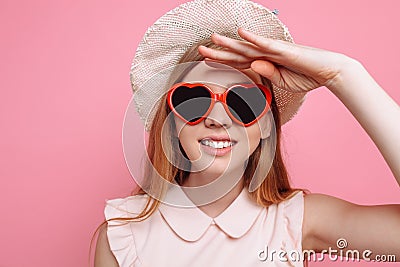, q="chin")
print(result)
[204,159,245,177]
